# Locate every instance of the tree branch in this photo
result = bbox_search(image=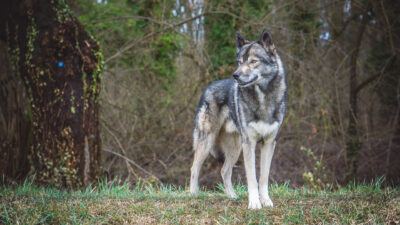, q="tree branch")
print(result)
[85,15,167,26]
[104,12,208,64]
[355,55,396,94]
